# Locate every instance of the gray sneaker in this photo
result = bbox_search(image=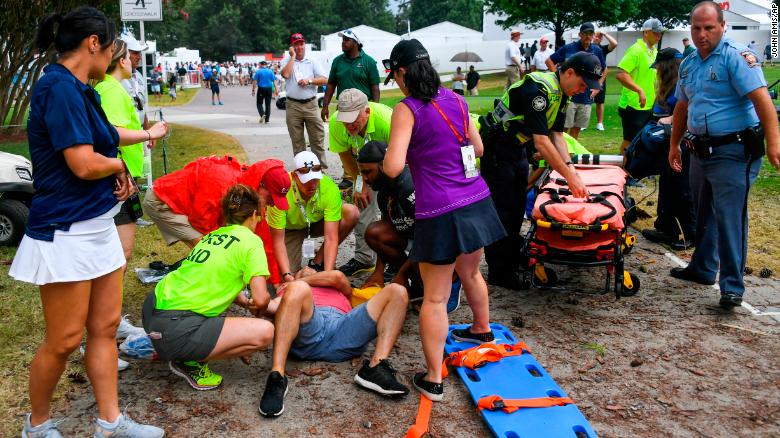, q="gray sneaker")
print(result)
[93,414,164,438]
[21,414,63,438]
